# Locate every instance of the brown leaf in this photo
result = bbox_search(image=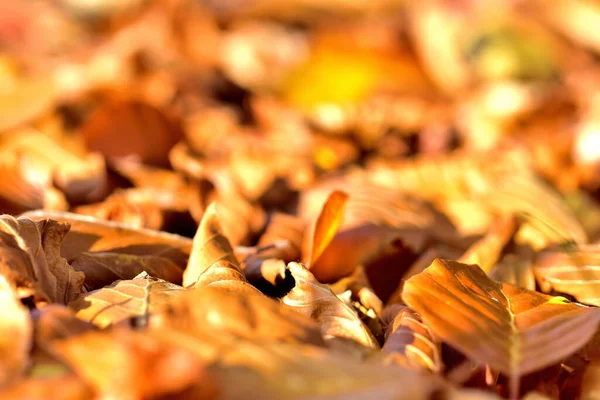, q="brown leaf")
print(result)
[81,100,184,168]
[490,254,536,291]
[0,275,32,387]
[0,215,84,304]
[381,305,442,372]
[369,151,586,248]
[257,212,305,262]
[21,210,192,269]
[154,285,325,347]
[51,329,218,400]
[0,129,108,205]
[459,215,519,273]
[402,259,600,397]
[183,202,256,292]
[69,272,184,328]
[533,246,600,306]
[71,251,183,290]
[283,262,379,349]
